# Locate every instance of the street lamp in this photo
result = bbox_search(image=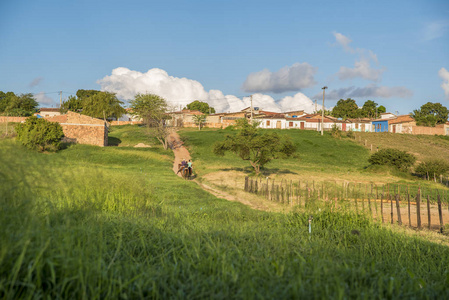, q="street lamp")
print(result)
[321,86,328,136]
